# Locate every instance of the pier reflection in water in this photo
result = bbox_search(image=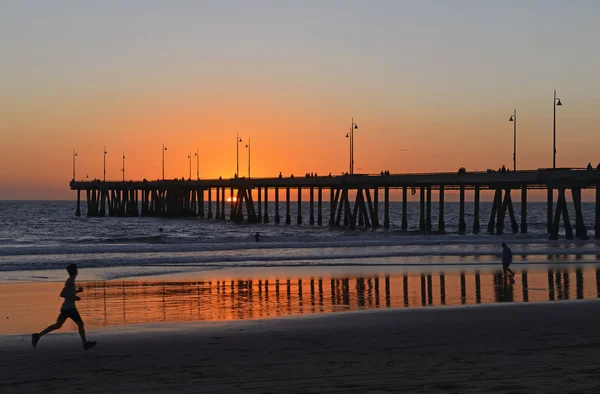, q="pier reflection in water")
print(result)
[81,266,600,329]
